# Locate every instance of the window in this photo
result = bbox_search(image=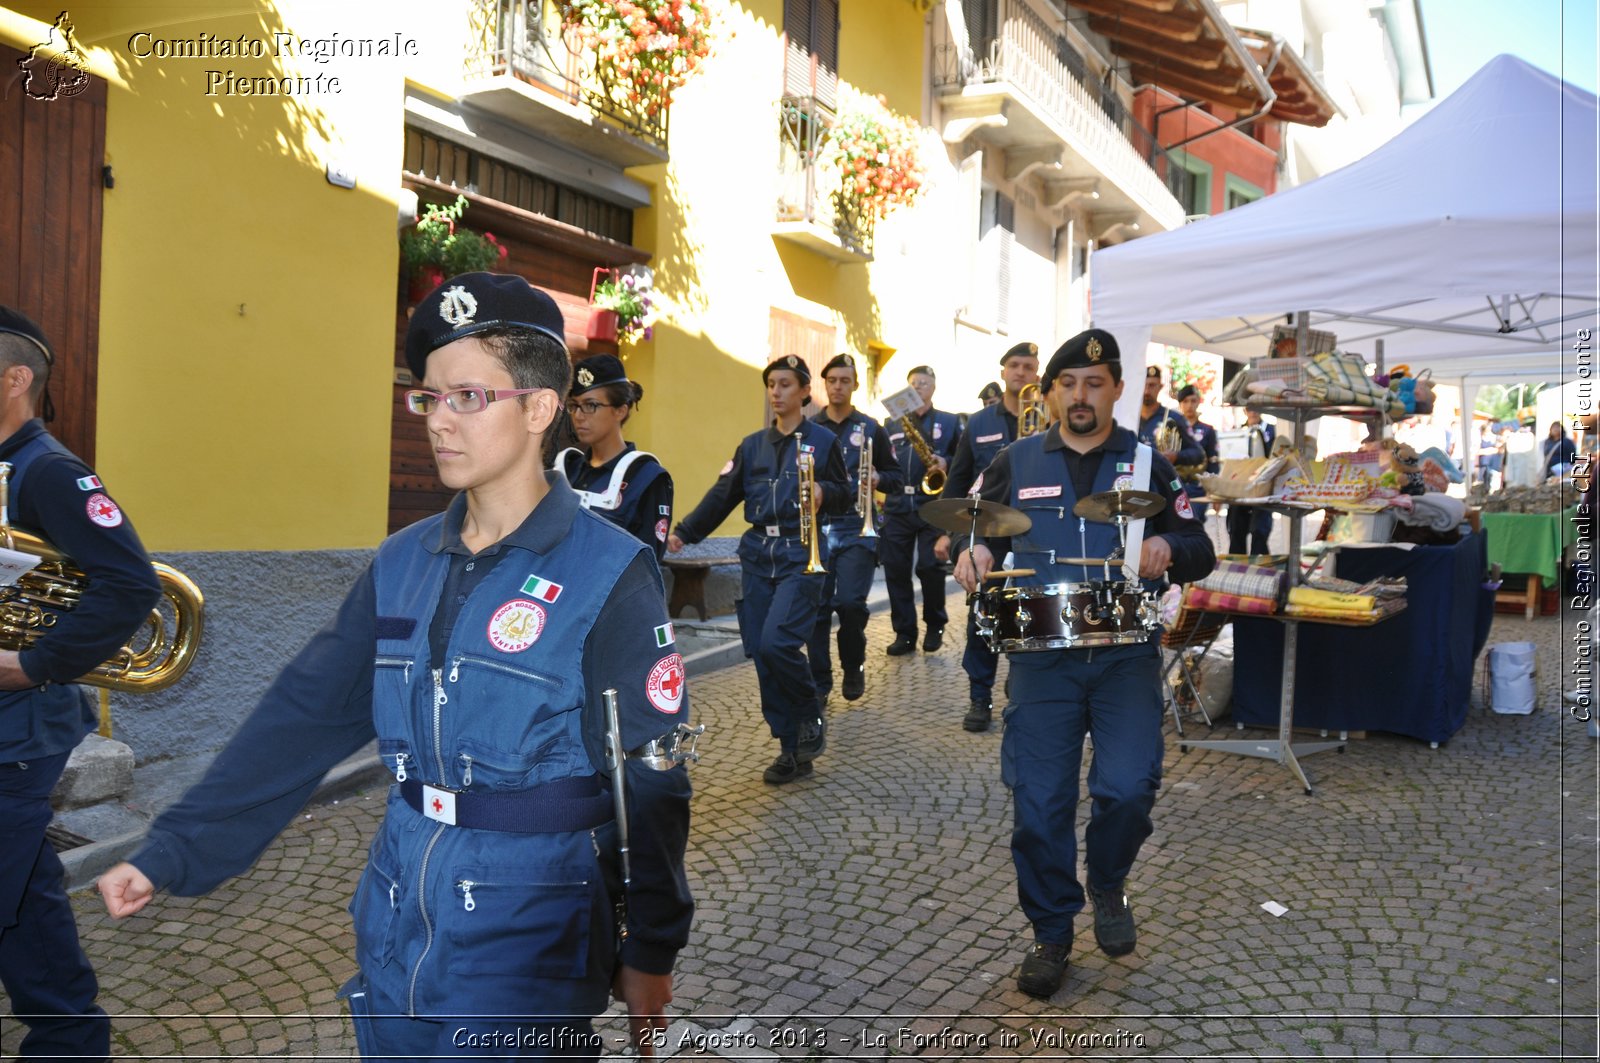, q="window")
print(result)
[1225,174,1265,211]
[784,0,839,109]
[1168,150,1212,217]
[980,188,1016,332]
